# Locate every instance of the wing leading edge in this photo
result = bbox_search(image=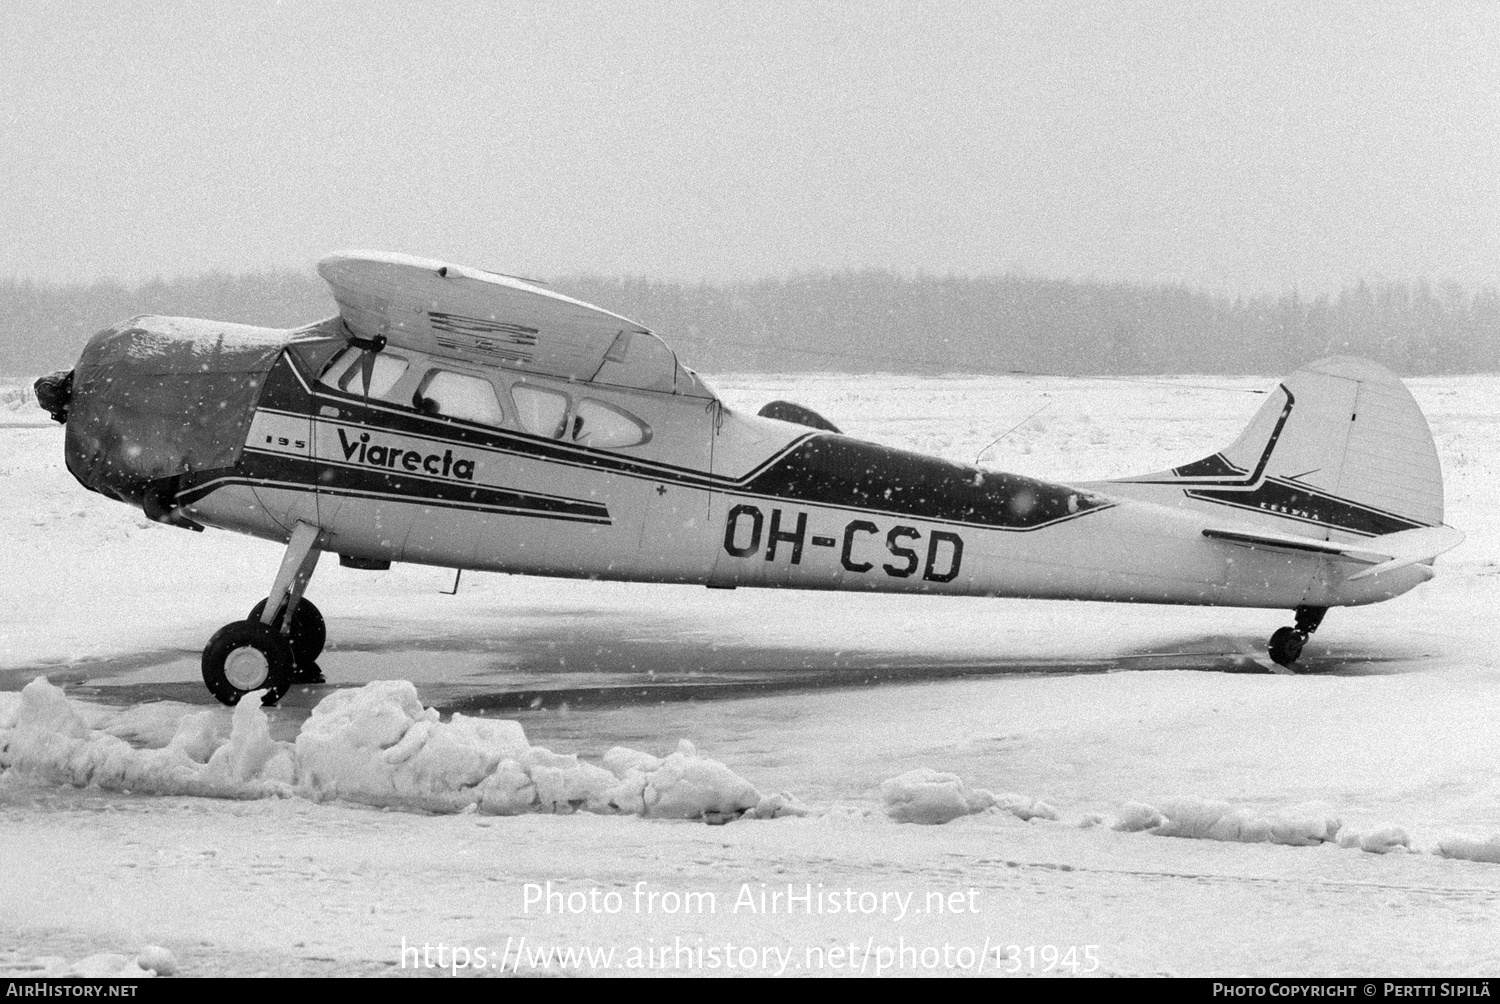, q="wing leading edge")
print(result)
[317,251,711,397]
